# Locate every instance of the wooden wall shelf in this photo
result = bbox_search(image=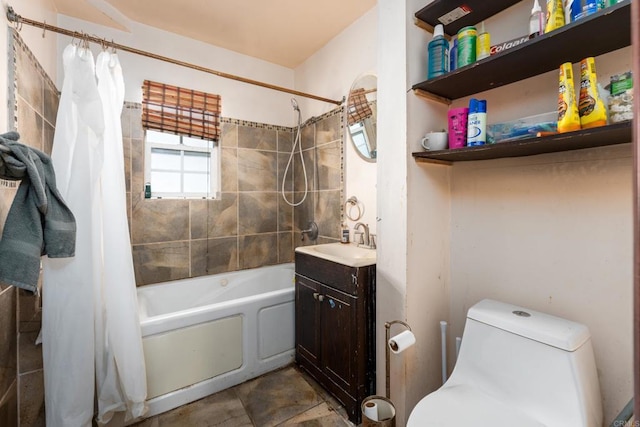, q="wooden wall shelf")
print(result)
[412,121,632,164]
